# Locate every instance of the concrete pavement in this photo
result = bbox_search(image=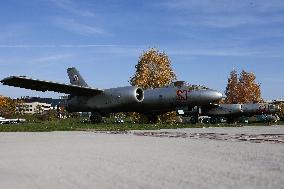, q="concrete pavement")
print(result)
[0,126,283,189]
